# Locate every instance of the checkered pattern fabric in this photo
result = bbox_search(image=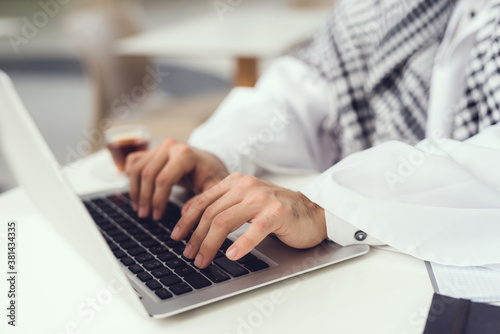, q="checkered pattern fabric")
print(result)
[454,2,500,139]
[294,0,500,162]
